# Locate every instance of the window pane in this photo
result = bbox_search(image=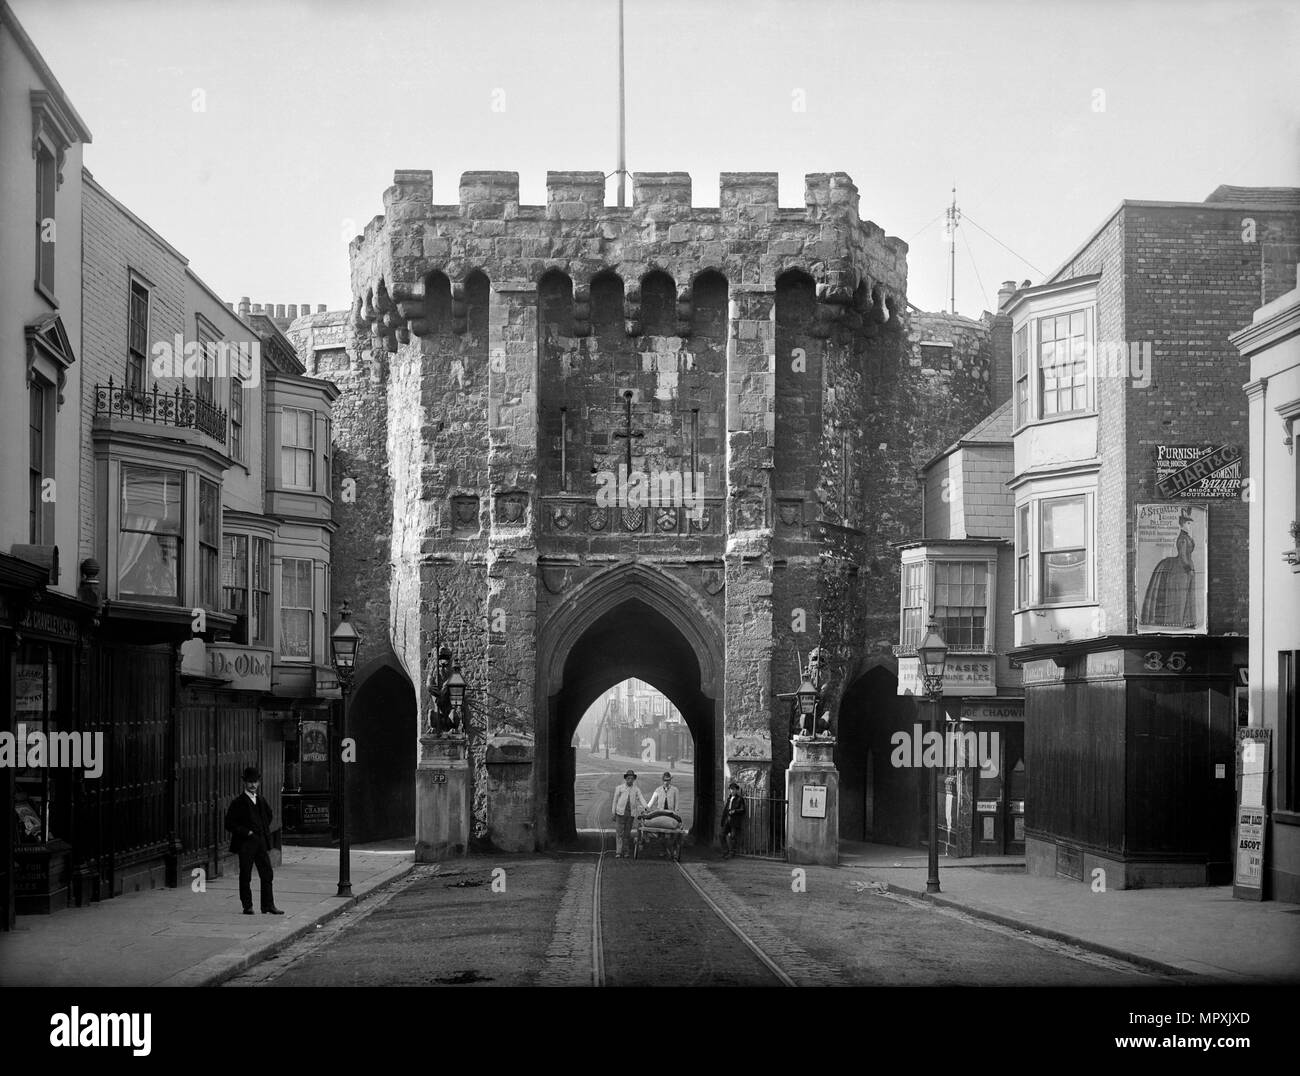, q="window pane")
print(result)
[200,481,219,544]
[1040,496,1084,551]
[280,609,311,659]
[122,466,183,533]
[1042,550,1087,602]
[118,534,180,599]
